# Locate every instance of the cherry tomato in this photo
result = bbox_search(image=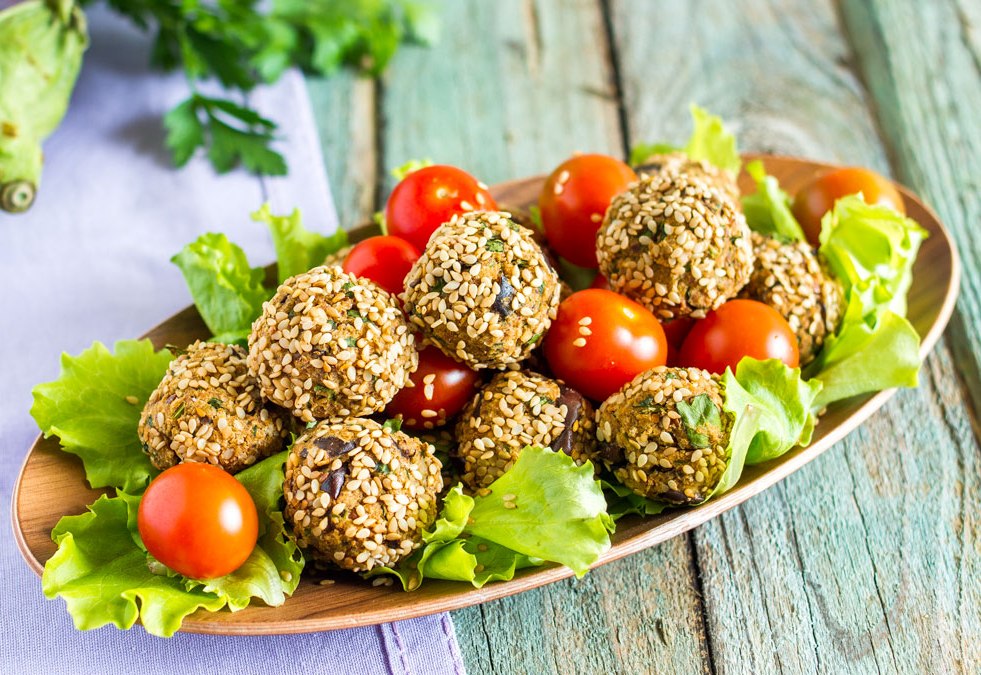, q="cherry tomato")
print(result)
[137,463,258,580]
[662,317,696,366]
[385,165,497,252]
[792,167,905,245]
[589,273,610,290]
[539,154,637,269]
[386,345,481,429]
[342,235,420,296]
[678,299,799,374]
[543,289,667,401]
